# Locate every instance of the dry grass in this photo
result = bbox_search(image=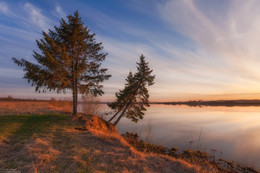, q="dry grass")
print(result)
[0,102,207,172]
[78,128,202,173]
[0,112,204,173]
[49,98,72,113]
[0,100,72,115]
